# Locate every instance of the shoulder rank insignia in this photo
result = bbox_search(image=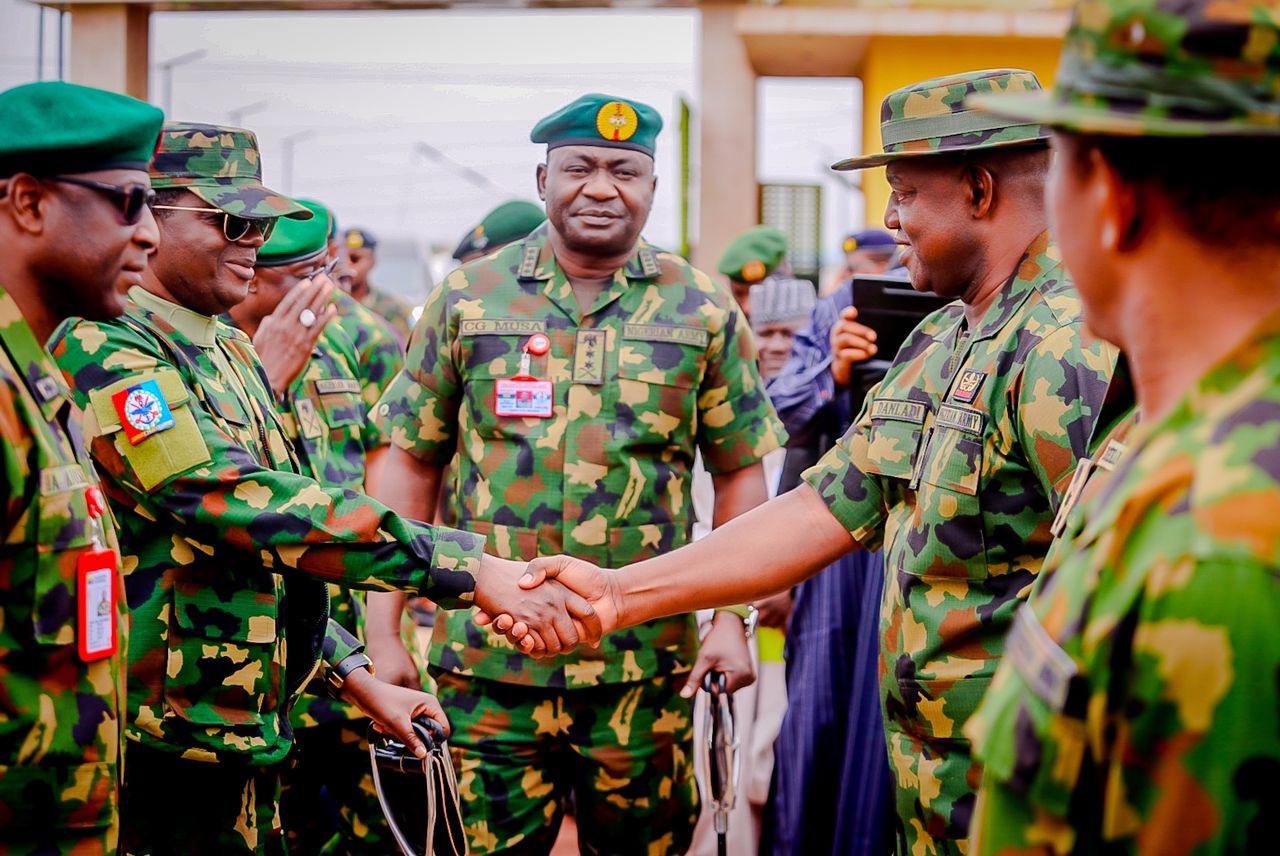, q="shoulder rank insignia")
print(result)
[113,379,176,445]
[952,369,987,404]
